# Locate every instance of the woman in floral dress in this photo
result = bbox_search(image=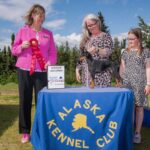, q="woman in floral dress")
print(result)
[76,13,113,87]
